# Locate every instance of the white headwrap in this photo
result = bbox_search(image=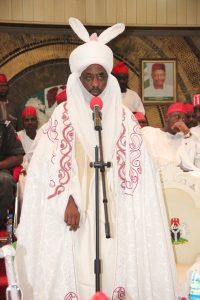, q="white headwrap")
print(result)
[67,18,125,162]
[69,17,125,74]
